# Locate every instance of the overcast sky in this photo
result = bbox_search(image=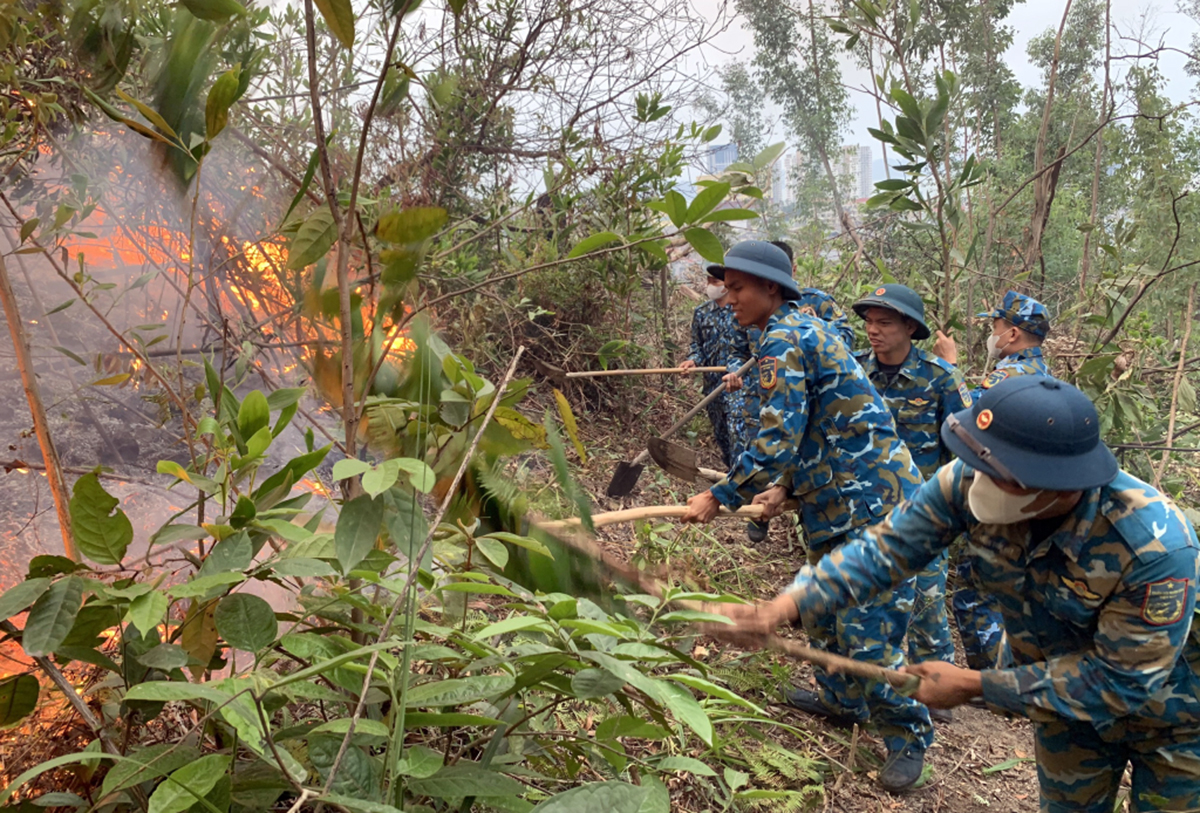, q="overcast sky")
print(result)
[682,0,1199,177]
